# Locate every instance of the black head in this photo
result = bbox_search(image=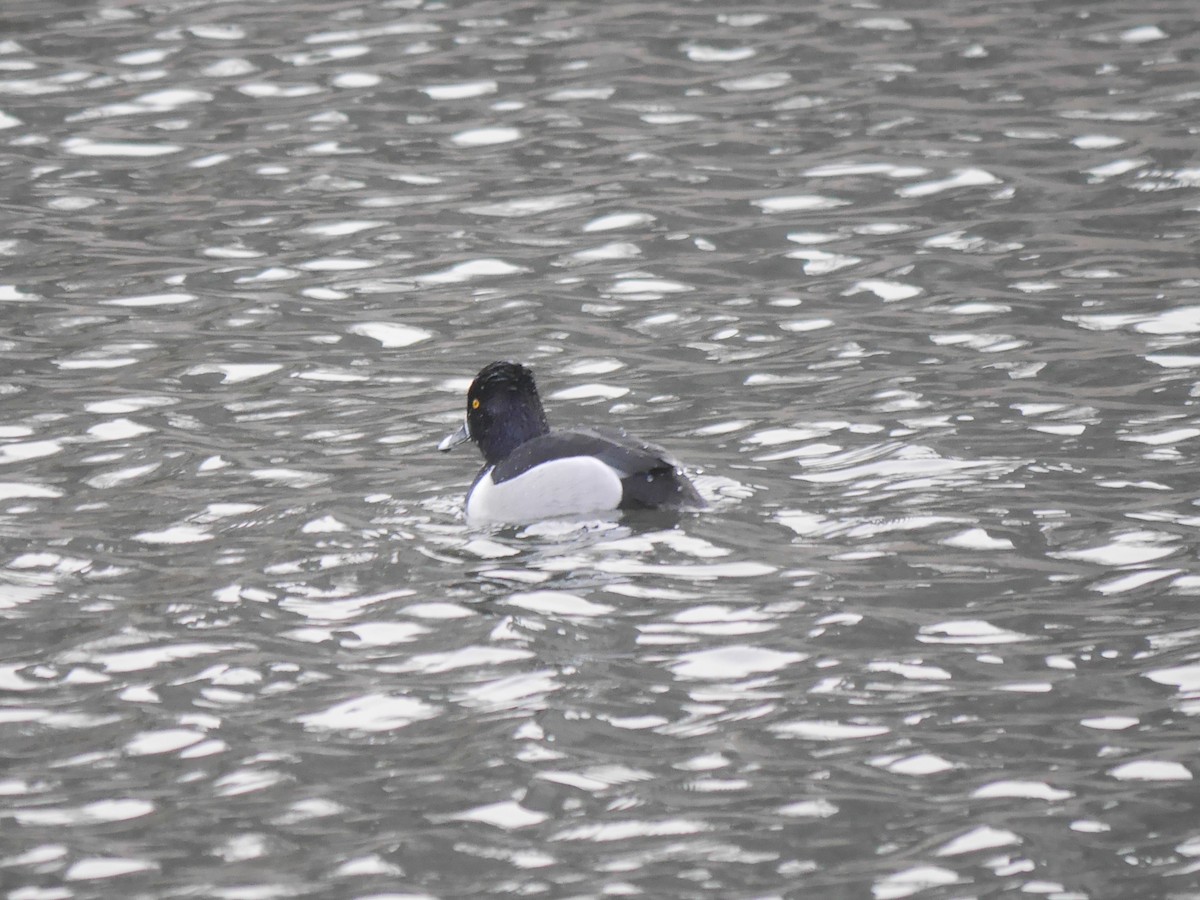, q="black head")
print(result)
[441,361,550,465]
